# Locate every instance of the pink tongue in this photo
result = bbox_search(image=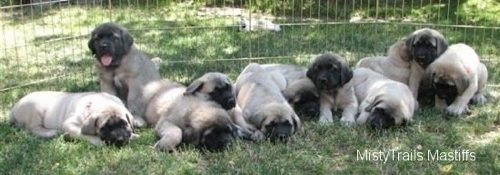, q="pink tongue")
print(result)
[100,55,113,66]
